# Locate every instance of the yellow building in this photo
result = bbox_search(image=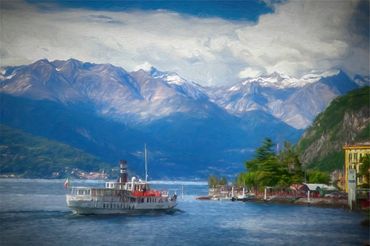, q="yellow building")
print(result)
[343,143,370,192]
